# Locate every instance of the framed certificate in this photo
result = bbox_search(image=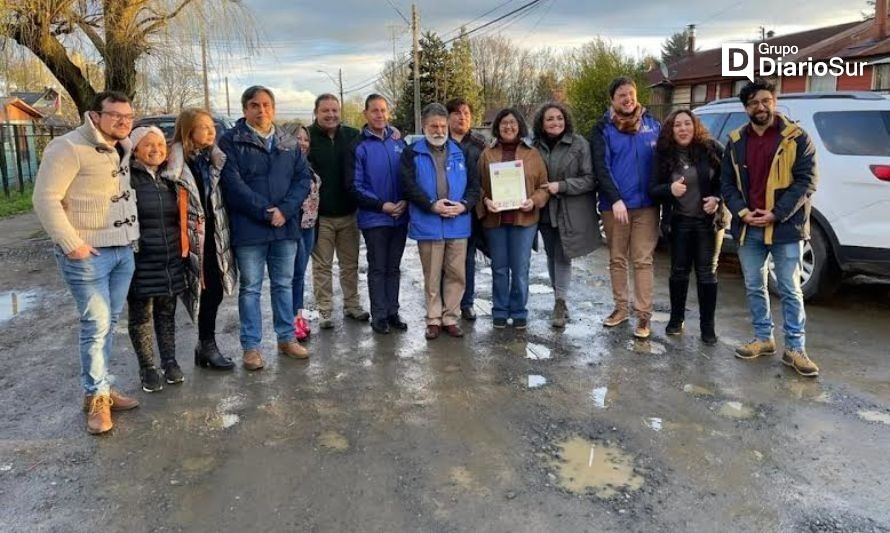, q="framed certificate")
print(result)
[489,160,527,210]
